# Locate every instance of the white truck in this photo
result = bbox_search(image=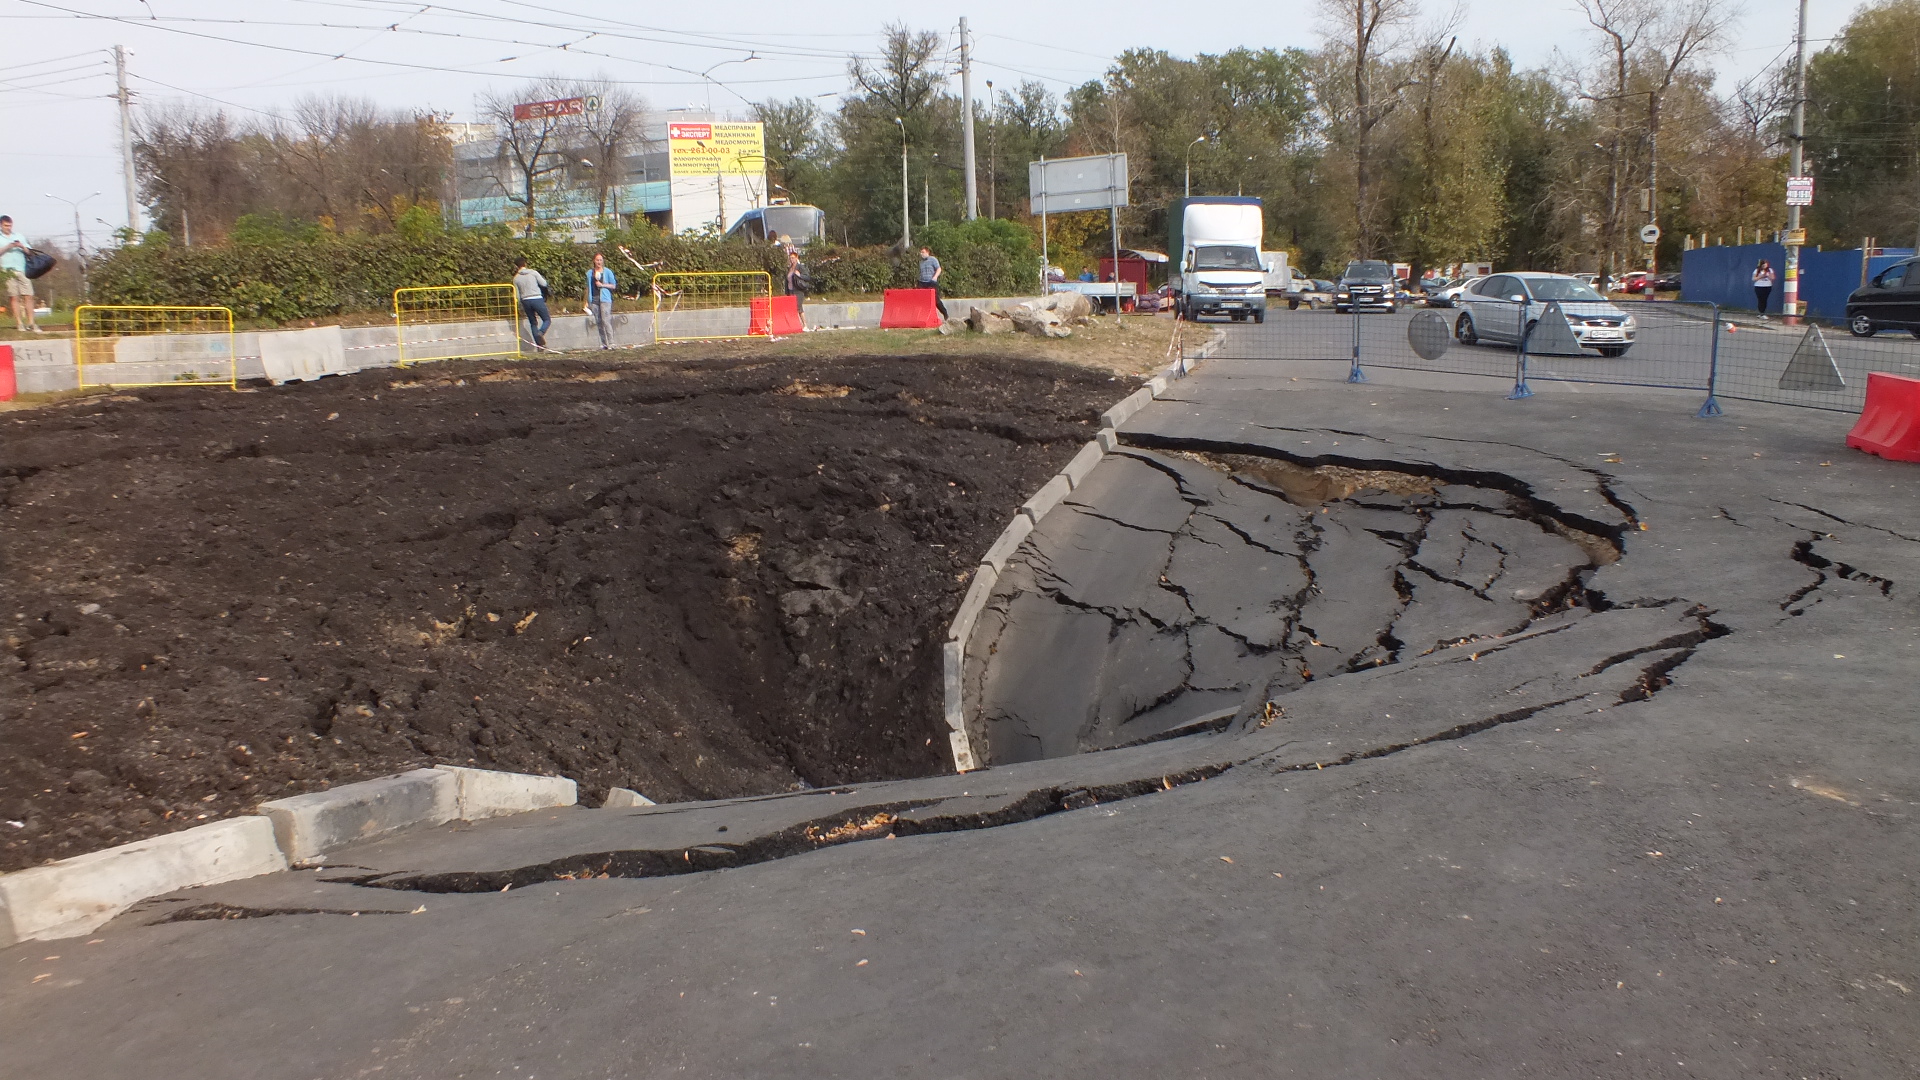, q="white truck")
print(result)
[1169,196,1267,323]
